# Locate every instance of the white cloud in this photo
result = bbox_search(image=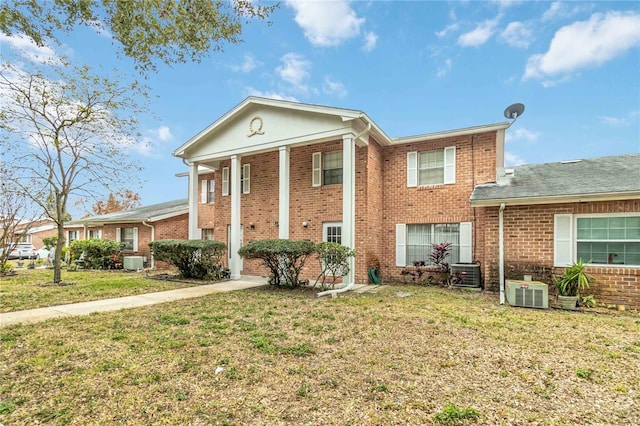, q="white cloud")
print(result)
[436,22,460,38]
[542,1,563,22]
[437,58,452,78]
[362,31,378,52]
[286,0,365,47]
[500,21,532,48]
[541,1,590,22]
[276,52,312,94]
[506,128,539,144]
[231,54,261,73]
[524,11,640,81]
[156,126,173,142]
[458,17,501,47]
[86,19,113,39]
[323,76,347,98]
[244,87,298,102]
[0,33,61,65]
[598,110,640,127]
[504,151,526,167]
